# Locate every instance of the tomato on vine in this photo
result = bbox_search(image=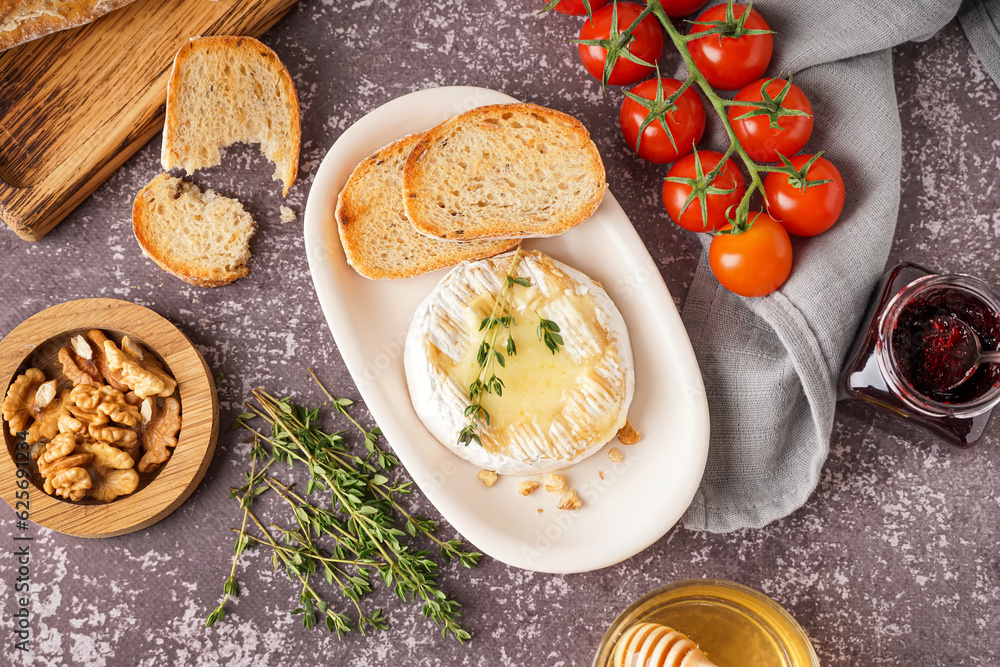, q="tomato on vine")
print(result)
[620,77,705,164]
[728,76,814,163]
[663,149,745,232]
[687,2,773,91]
[546,0,611,16]
[764,153,845,237]
[577,2,664,87]
[709,212,792,297]
[655,0,710,18]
